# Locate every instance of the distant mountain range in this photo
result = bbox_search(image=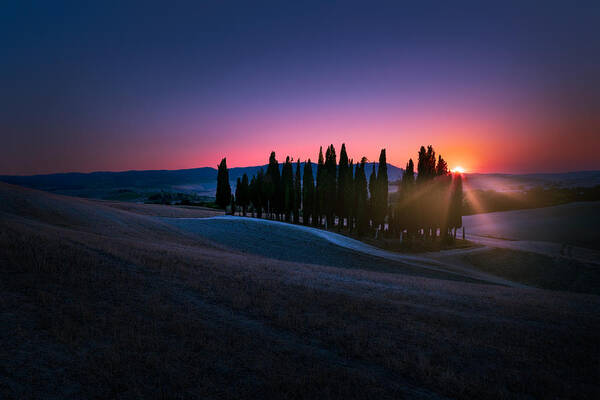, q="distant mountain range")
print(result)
[1,166,599,201]
[0,163,404,200]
